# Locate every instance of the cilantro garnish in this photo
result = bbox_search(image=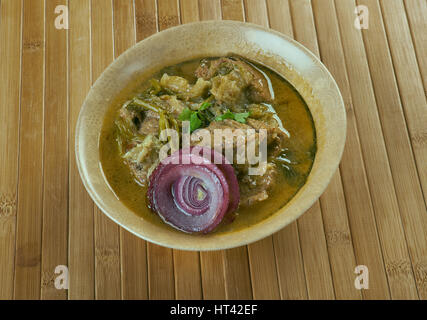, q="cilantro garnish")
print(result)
[178,107,193,121]
[215,110,250,124]
[178,105,208,133]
